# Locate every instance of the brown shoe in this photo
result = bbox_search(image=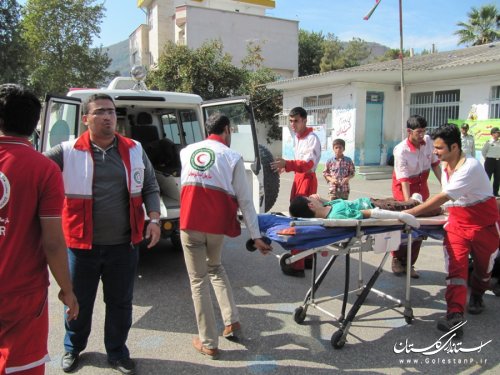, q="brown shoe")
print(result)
[192,337,219,360]
[391,257,405,275]
[410,266,420,279]
[223,322,241,338]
